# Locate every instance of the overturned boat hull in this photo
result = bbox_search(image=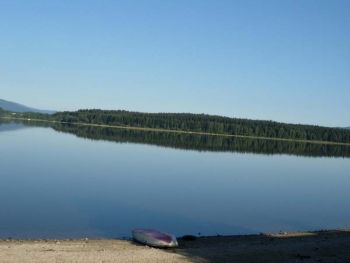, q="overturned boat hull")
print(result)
[132,229,178,248]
